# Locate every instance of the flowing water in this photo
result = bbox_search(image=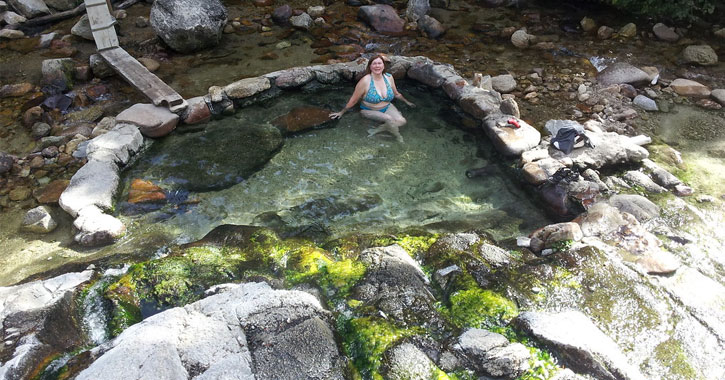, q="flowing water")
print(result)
[118,83,551,244]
